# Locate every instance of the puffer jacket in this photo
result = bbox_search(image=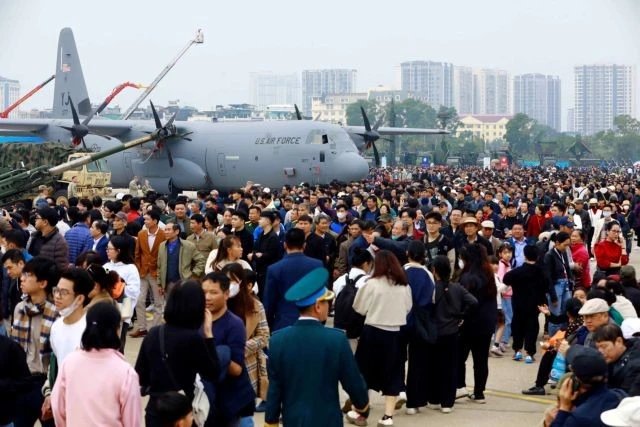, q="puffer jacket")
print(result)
[28,228,69,271]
